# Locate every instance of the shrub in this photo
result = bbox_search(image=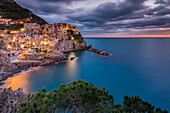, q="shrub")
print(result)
[16,80,168,113]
